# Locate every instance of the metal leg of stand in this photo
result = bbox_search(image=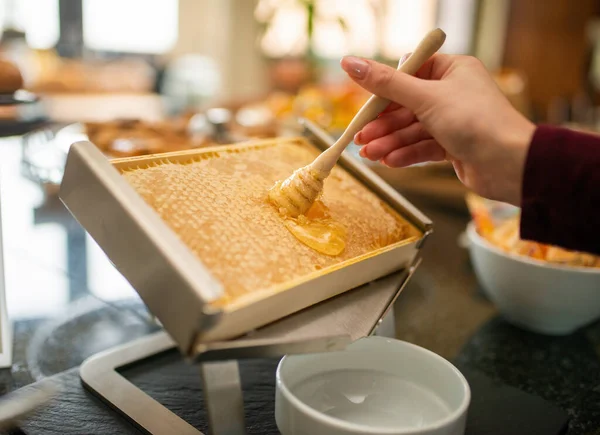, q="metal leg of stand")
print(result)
[200,361,246,435]
[374,308,396,338]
